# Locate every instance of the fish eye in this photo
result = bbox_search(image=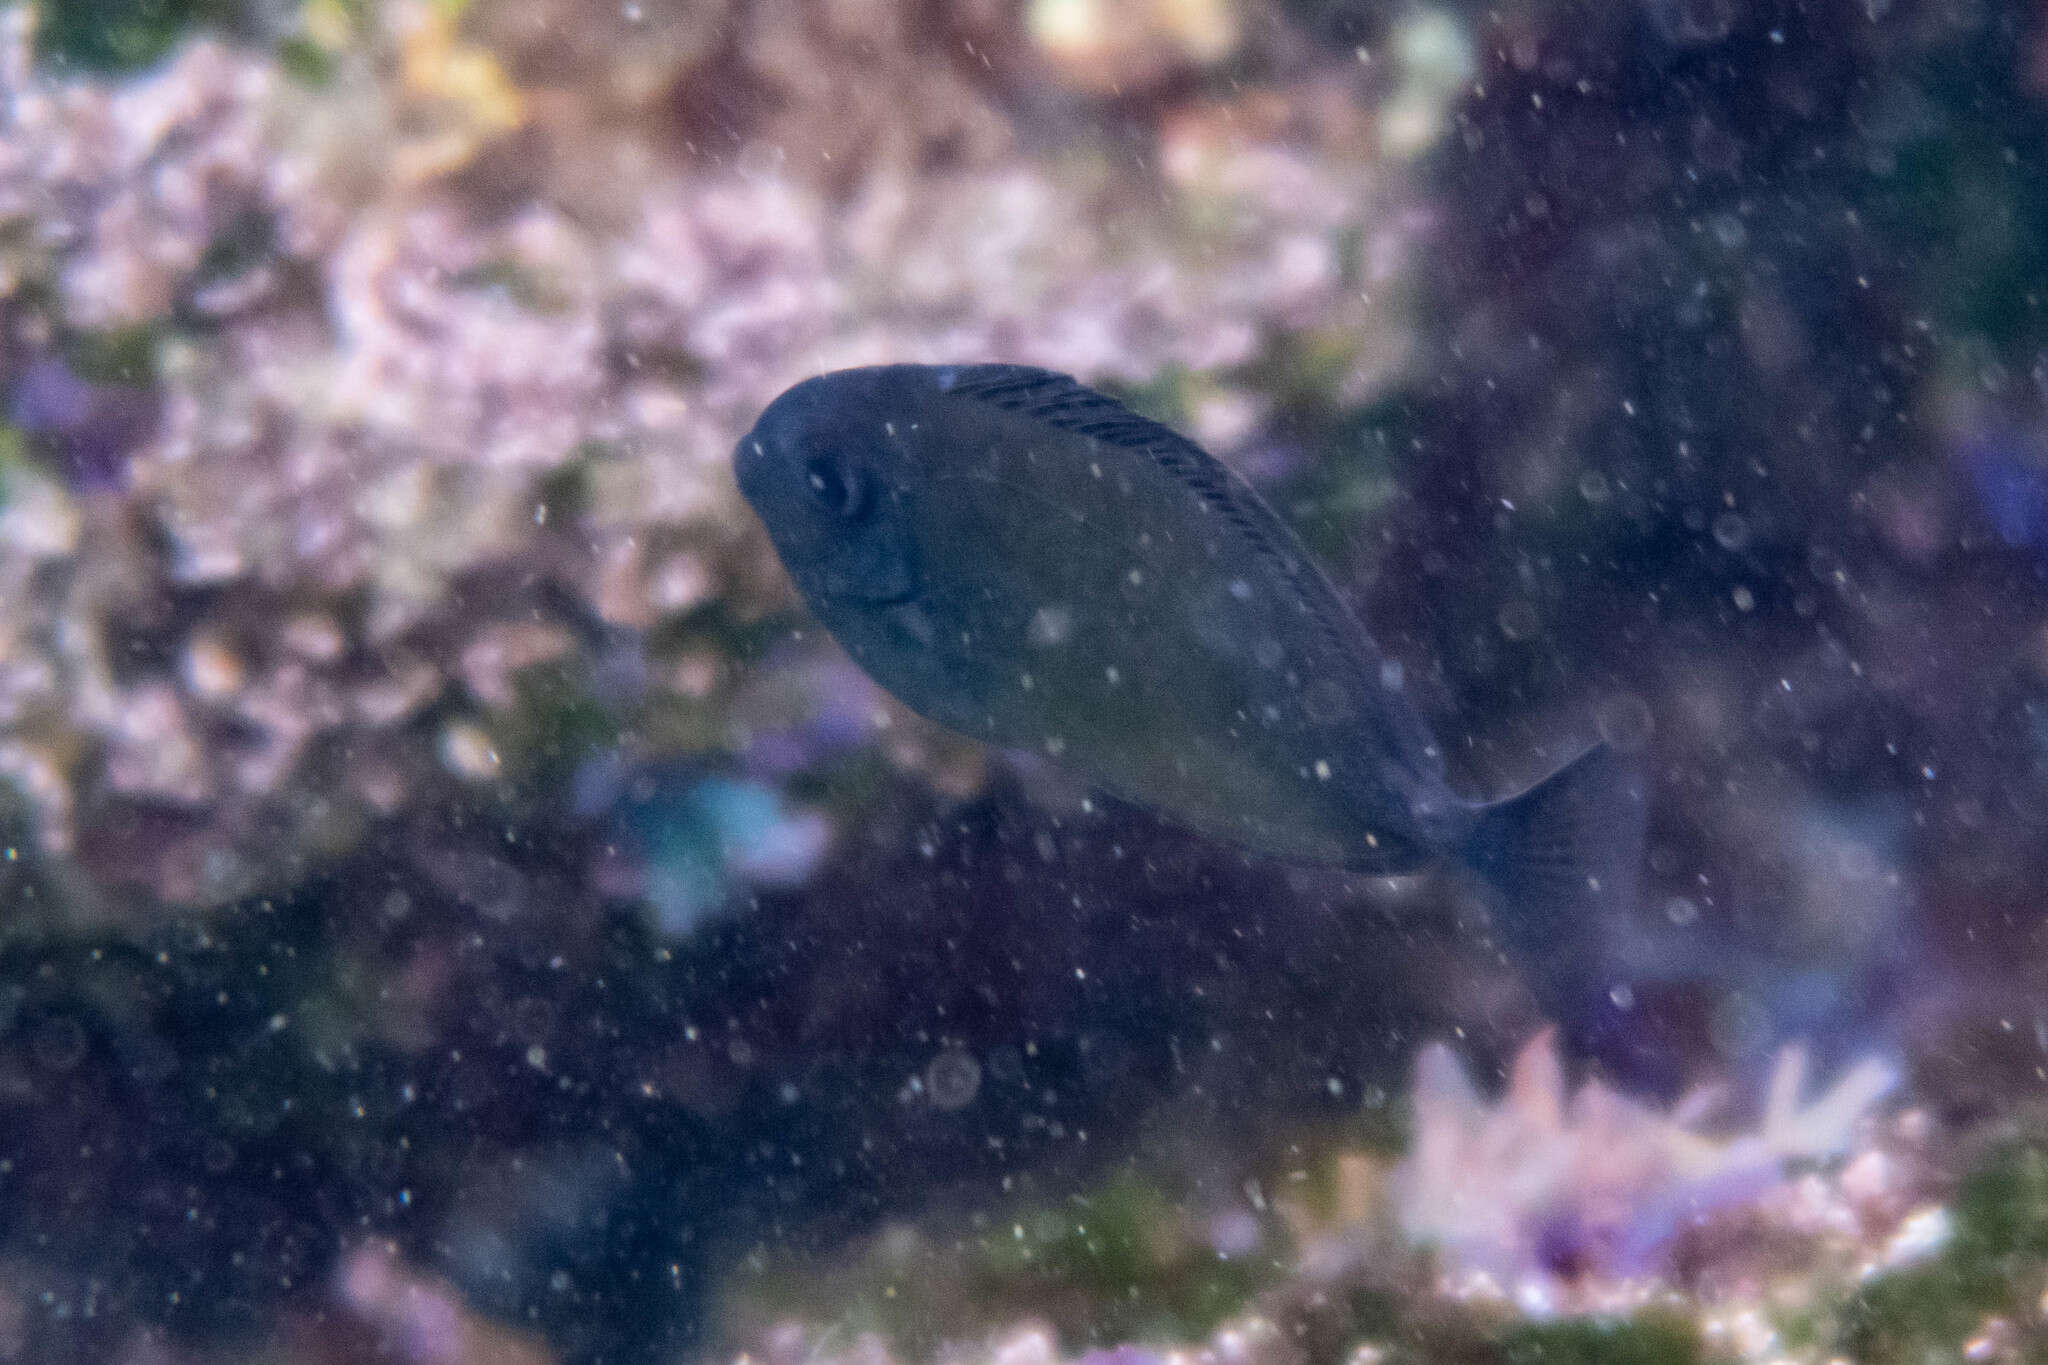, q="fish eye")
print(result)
[804,455,867,520]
